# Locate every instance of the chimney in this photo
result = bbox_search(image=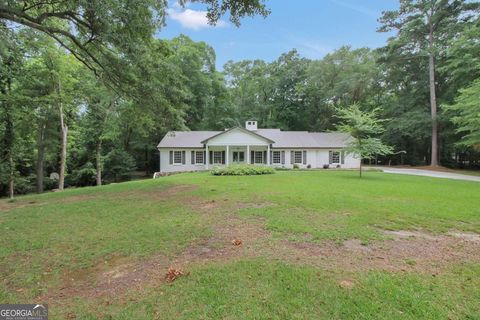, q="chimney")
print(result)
[245,120,258,131]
